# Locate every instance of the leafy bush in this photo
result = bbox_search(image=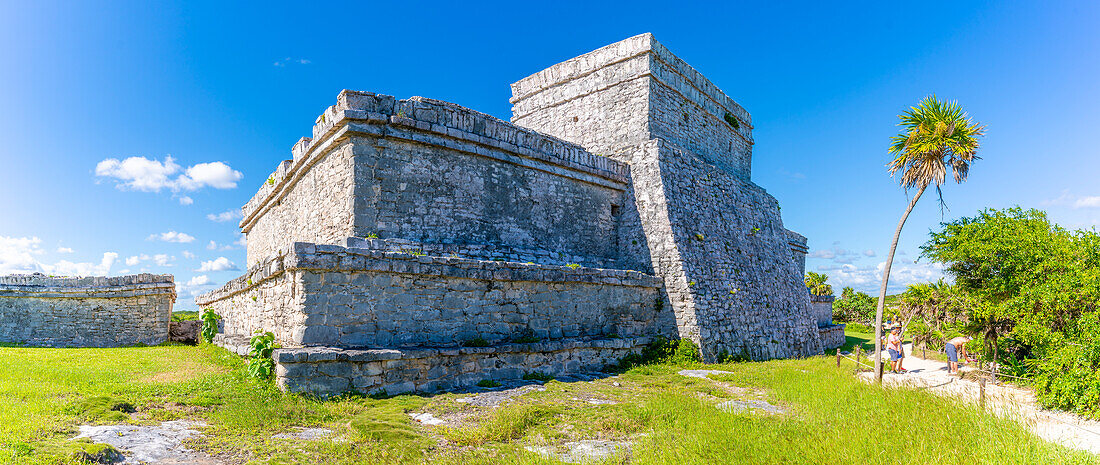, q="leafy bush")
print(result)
[476,379,502,388]
[617,336,702,368]
[833,287,875,323]
[512,328,540,344]
[247,331,277,380]
[522,372,554,382]
[462,337,489,348]
[200,309,220,344]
